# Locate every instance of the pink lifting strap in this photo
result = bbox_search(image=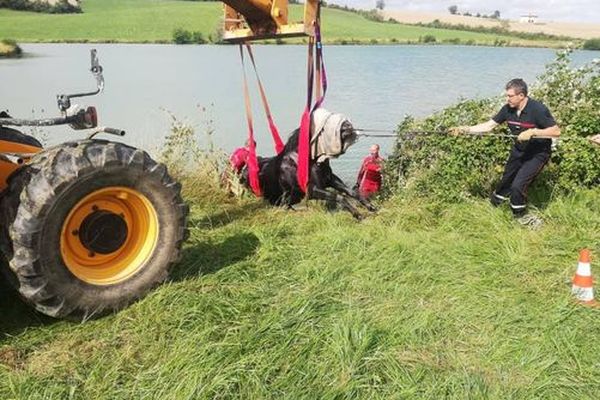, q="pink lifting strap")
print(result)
[297,15,327,193]
[239,44,262,196]
[244,43,285,154]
